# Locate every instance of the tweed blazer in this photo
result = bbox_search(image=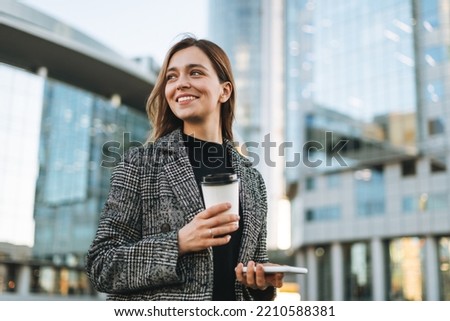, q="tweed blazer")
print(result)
[86,128,275,300]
